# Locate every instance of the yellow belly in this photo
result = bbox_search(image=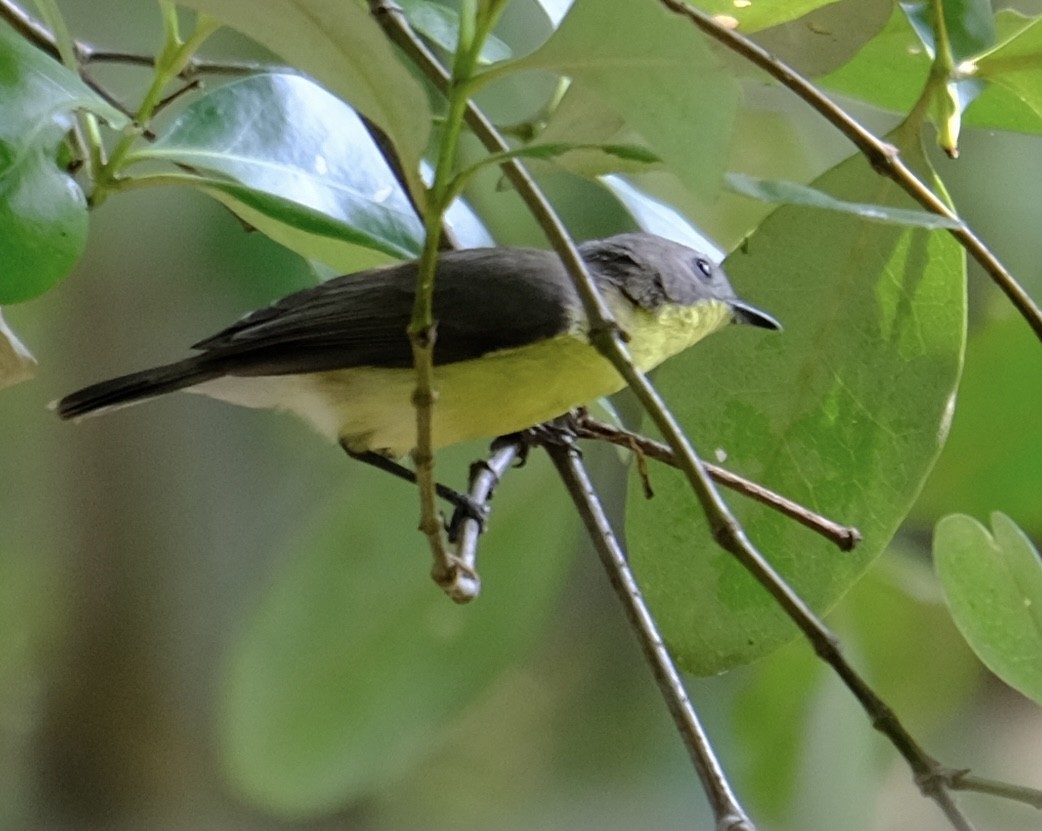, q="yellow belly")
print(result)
[192,299,733,457]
